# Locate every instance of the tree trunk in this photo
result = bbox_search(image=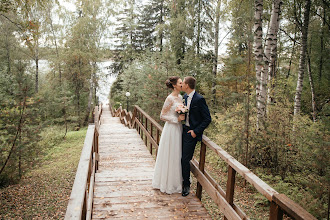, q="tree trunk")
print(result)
[5,33,11,74]
[319,3,325,80]
[307,52,316,122]
[159,0,164,52]
[294,0,311,117]
[196,0,201,55]
[253,0,264,130]
[266,0,282,105]
[245,34,252,180]
[76,59,82,128]
[0,88,26,176]
[212,0,221,105]
[18,132,22,179]
[35,42,39,93]
[286,27,297,78]
[84,63,95,125]
[49,11,62,84]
